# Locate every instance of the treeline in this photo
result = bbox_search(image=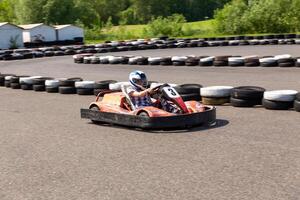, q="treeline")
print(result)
[0,0,229,27]
[215,0,300,34]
